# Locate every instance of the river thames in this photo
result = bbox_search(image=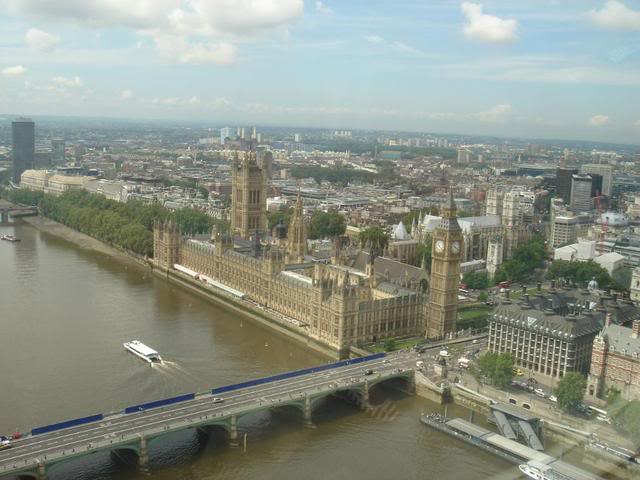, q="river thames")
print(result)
[0,221,519,480]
